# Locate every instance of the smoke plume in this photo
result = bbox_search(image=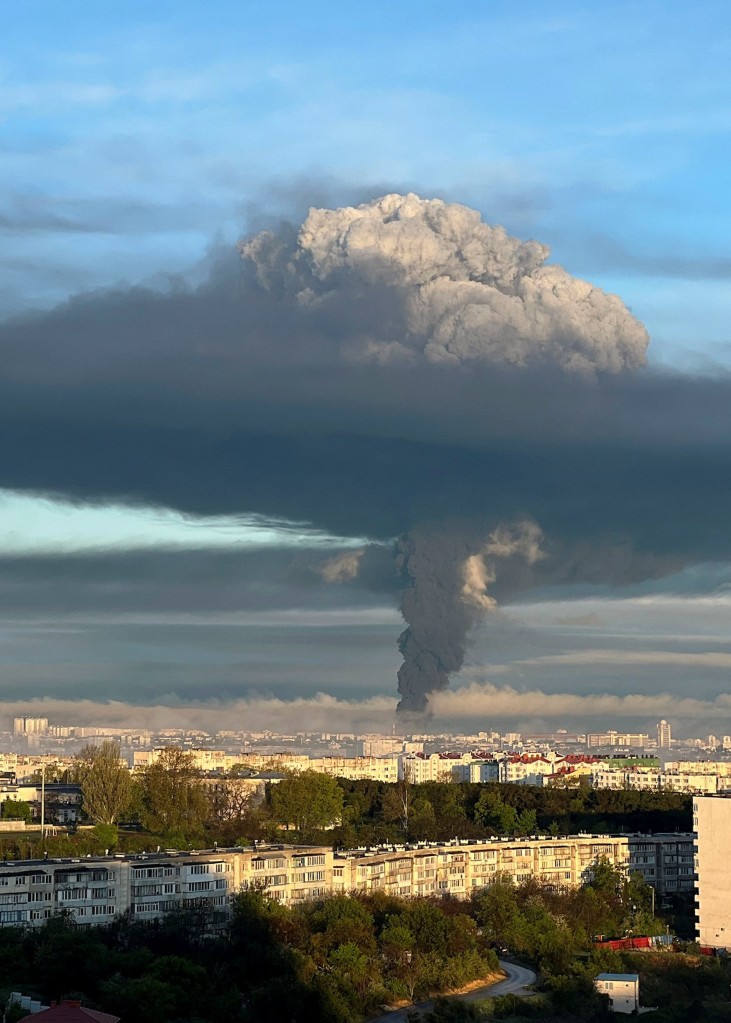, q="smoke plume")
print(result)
[395,520,543,715]
[240,192,648,373]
